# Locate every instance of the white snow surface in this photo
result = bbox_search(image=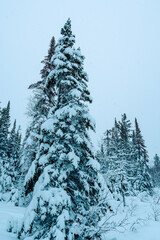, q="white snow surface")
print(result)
[1,190,160,239]
[103,190,160,240]
[87,158,100,171]
[0,202,25,240]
